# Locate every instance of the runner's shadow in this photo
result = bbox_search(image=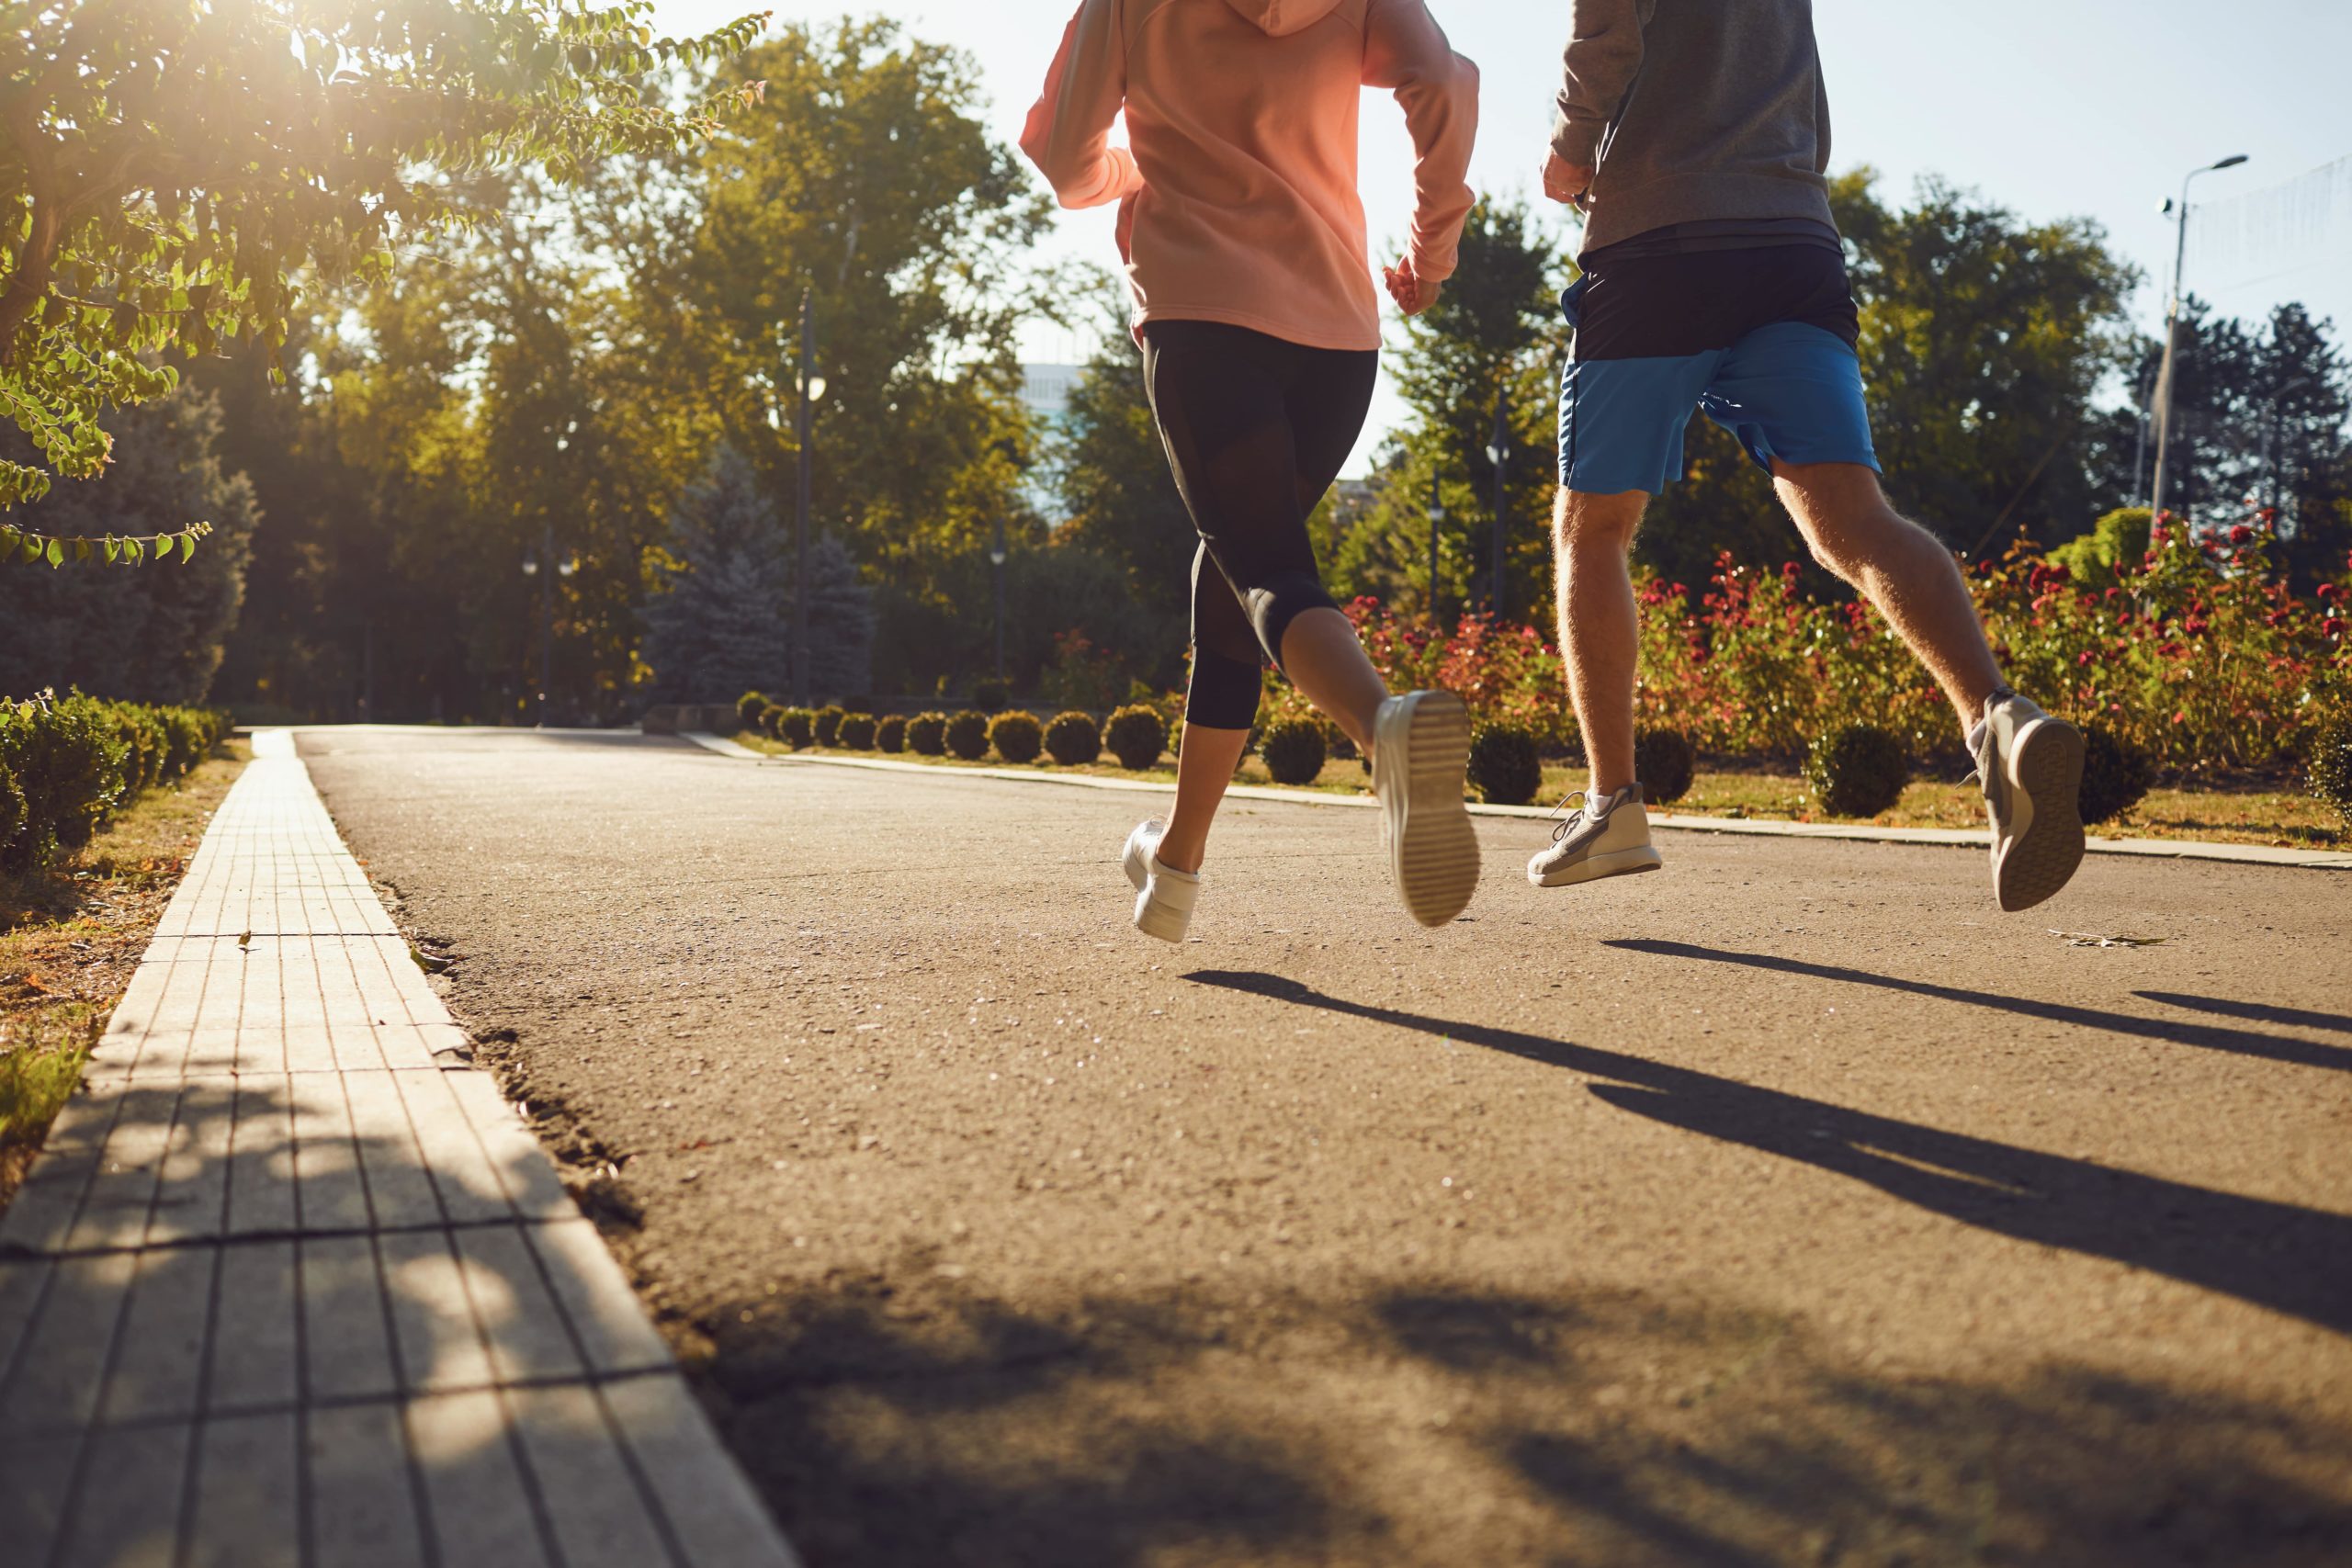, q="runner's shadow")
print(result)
[1608,939,2352,1074]
[2135,990,2352,1036]
[1184,969,2352,1337]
